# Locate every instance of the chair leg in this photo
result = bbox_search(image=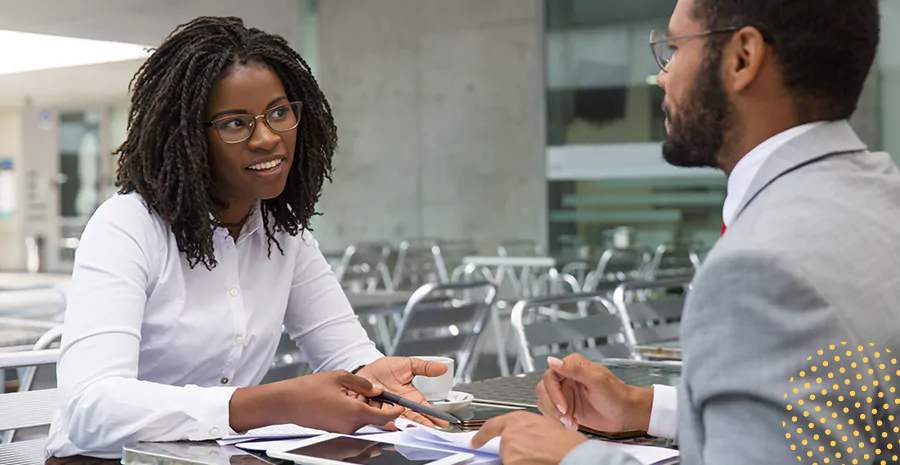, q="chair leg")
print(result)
[490,305,510,376]
[2,429,13,444]
[370,315,394,354]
